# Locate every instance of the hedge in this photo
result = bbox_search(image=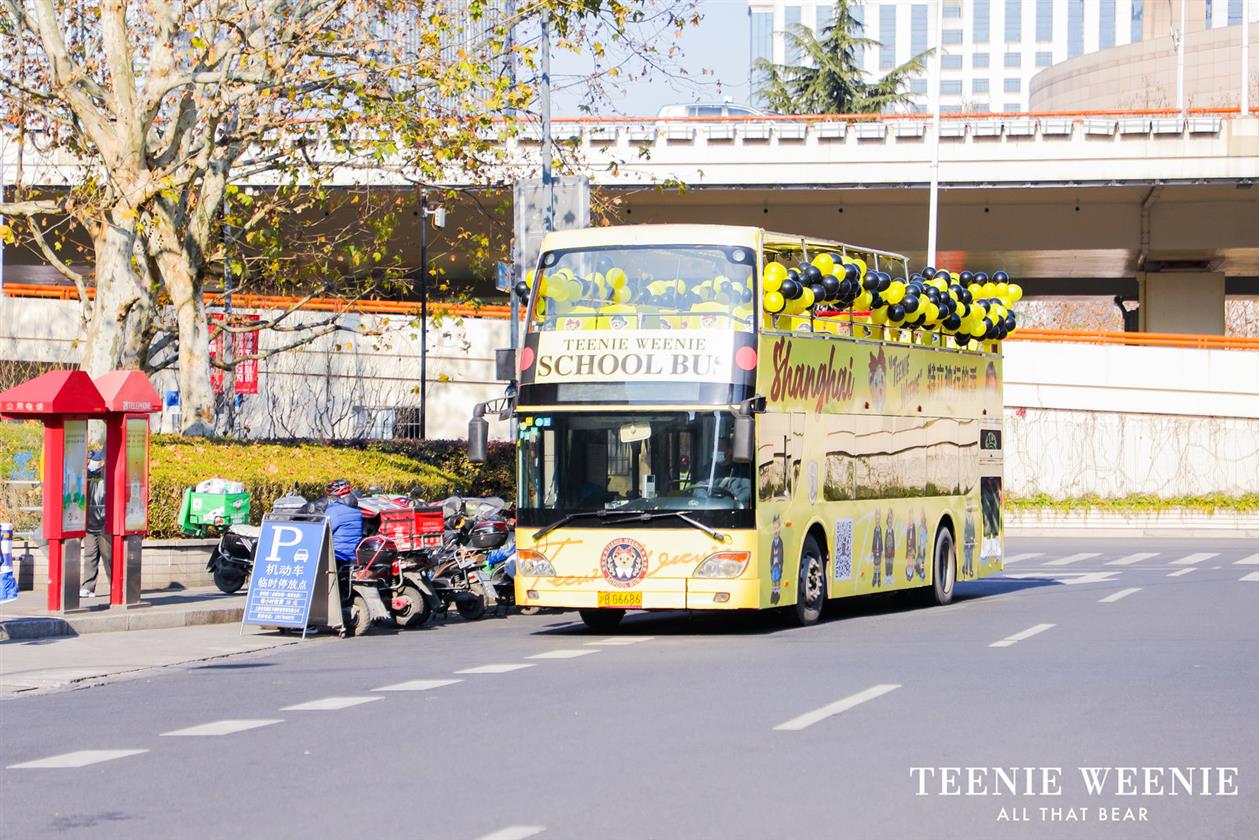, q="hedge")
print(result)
[149,436,514,539]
